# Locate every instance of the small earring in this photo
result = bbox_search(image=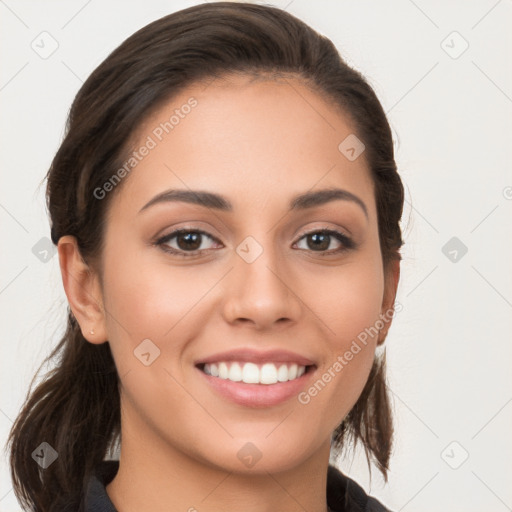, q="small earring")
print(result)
[90,329,95,335]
